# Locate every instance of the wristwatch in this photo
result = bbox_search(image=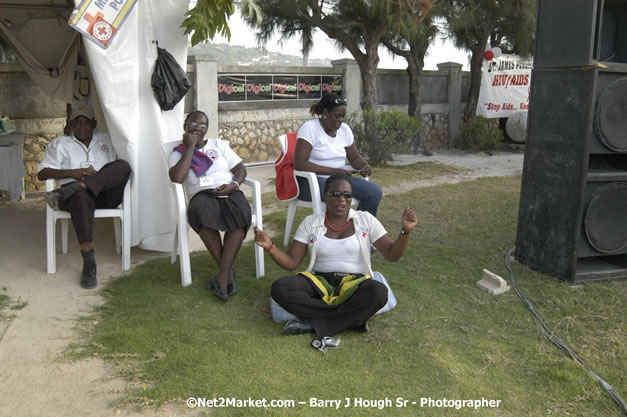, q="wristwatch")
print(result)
[400,229,410,235]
